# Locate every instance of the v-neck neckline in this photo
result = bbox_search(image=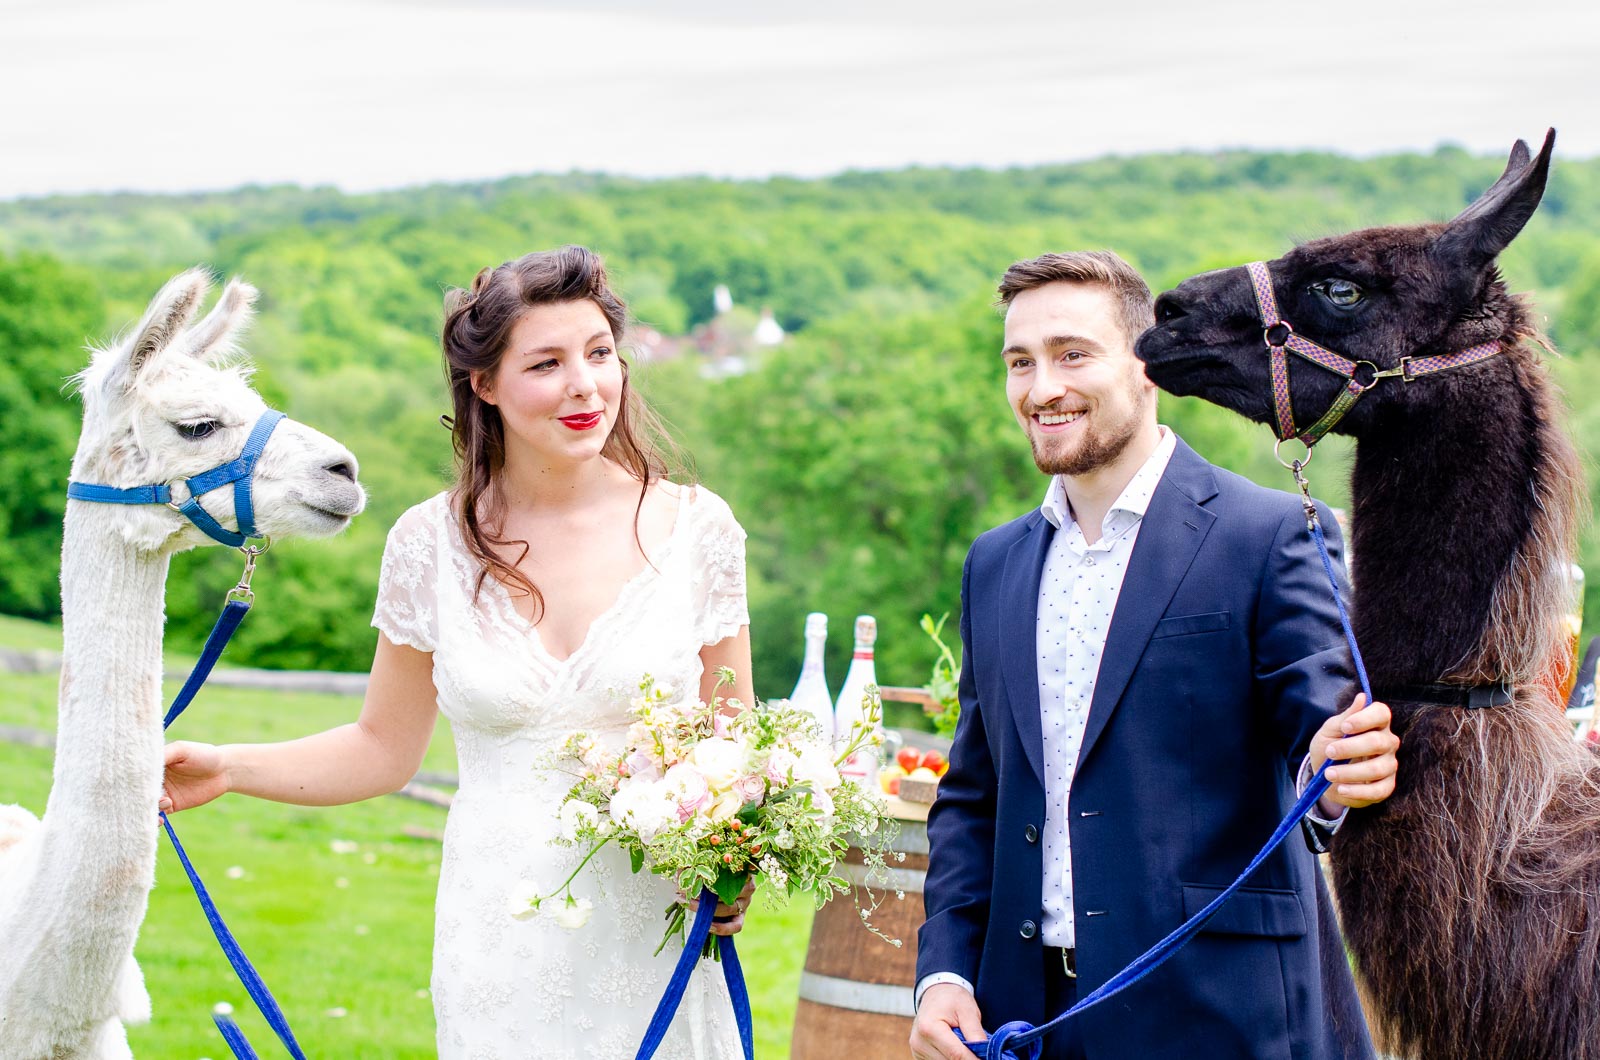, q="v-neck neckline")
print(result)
[488,486,691,670]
